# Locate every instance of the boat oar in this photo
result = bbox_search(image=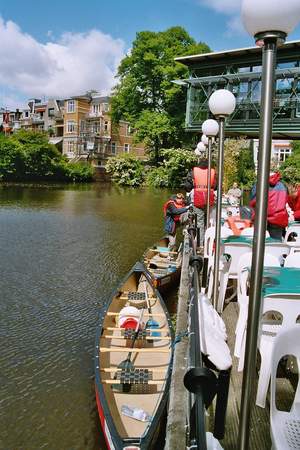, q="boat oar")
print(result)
[145,284,161,338]
[113,308,144,392]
